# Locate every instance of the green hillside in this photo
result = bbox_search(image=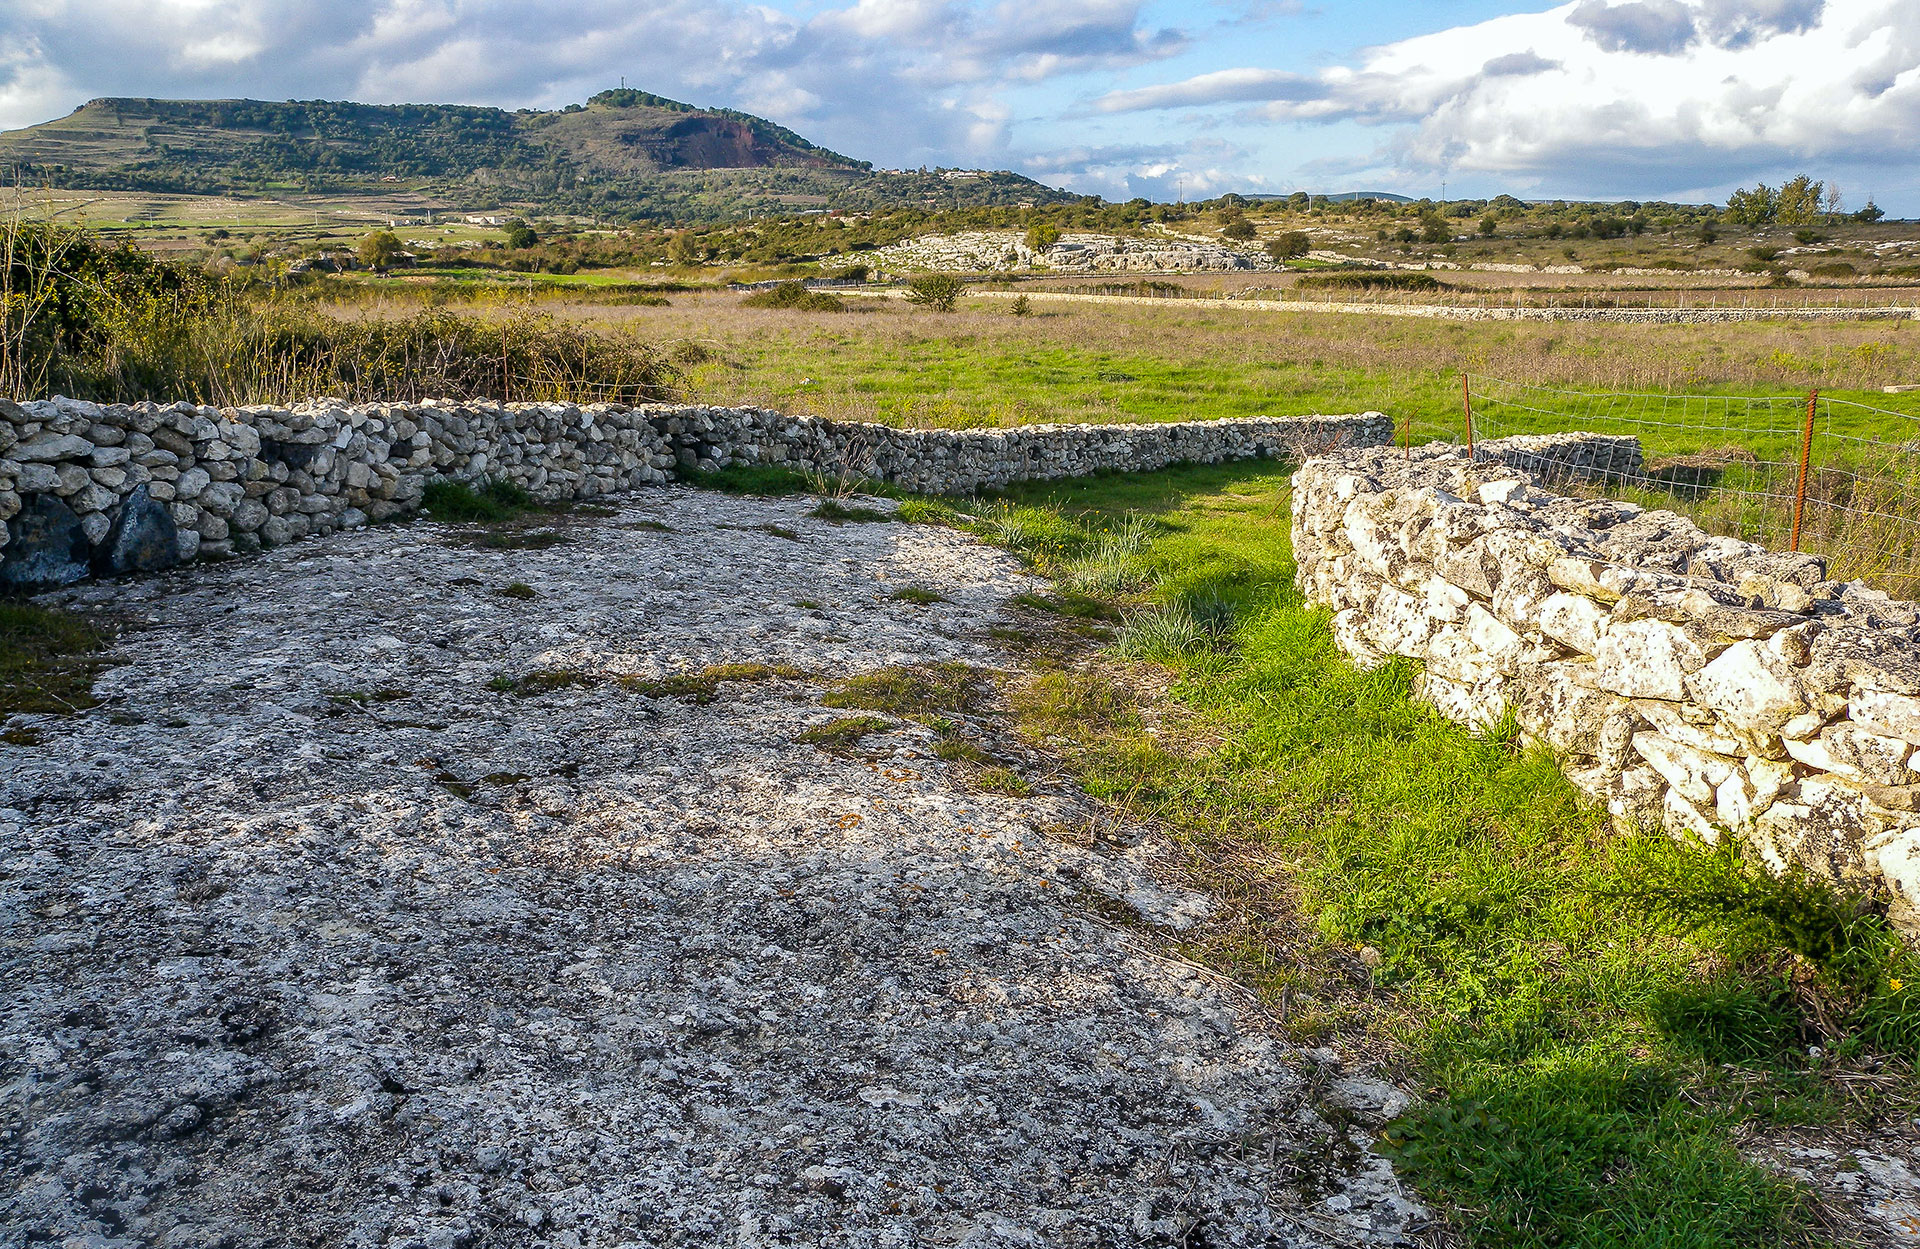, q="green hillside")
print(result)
[0,91,1070,222]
